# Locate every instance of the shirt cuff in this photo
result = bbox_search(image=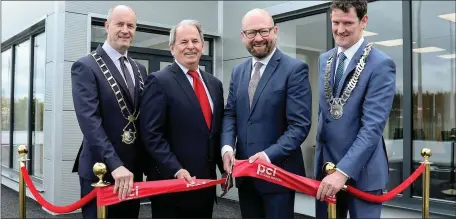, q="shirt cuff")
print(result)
[336,168,349,178]
[221,145,234,157]
[174,169,183,178]
[262,151,271,163]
